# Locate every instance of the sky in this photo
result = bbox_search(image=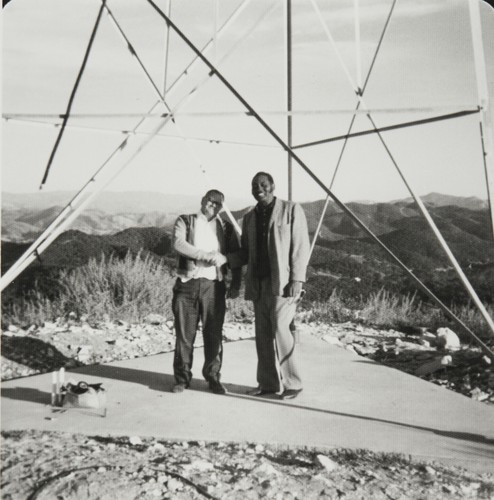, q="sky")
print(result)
[2,0,494,204]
